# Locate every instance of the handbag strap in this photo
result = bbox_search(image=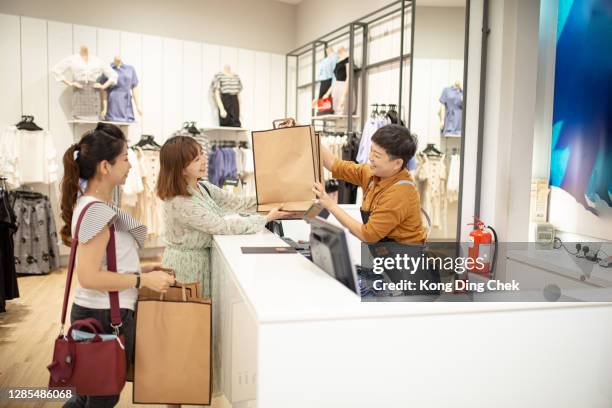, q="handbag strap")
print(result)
[60,201,121,329]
